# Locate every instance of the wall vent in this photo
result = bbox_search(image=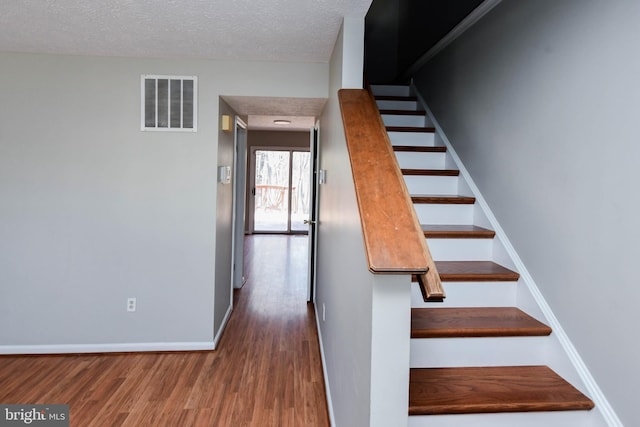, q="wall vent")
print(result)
[141,75,197,132]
